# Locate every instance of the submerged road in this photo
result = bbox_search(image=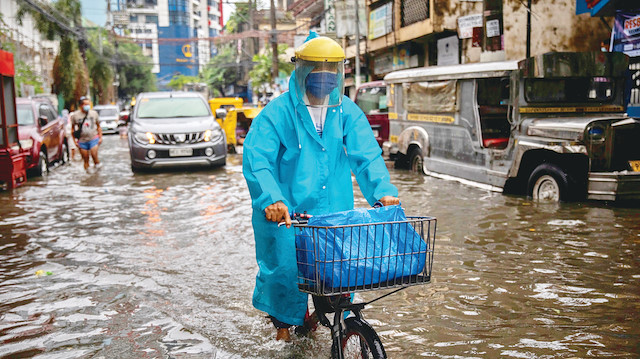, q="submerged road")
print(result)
[0,135,639,358]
